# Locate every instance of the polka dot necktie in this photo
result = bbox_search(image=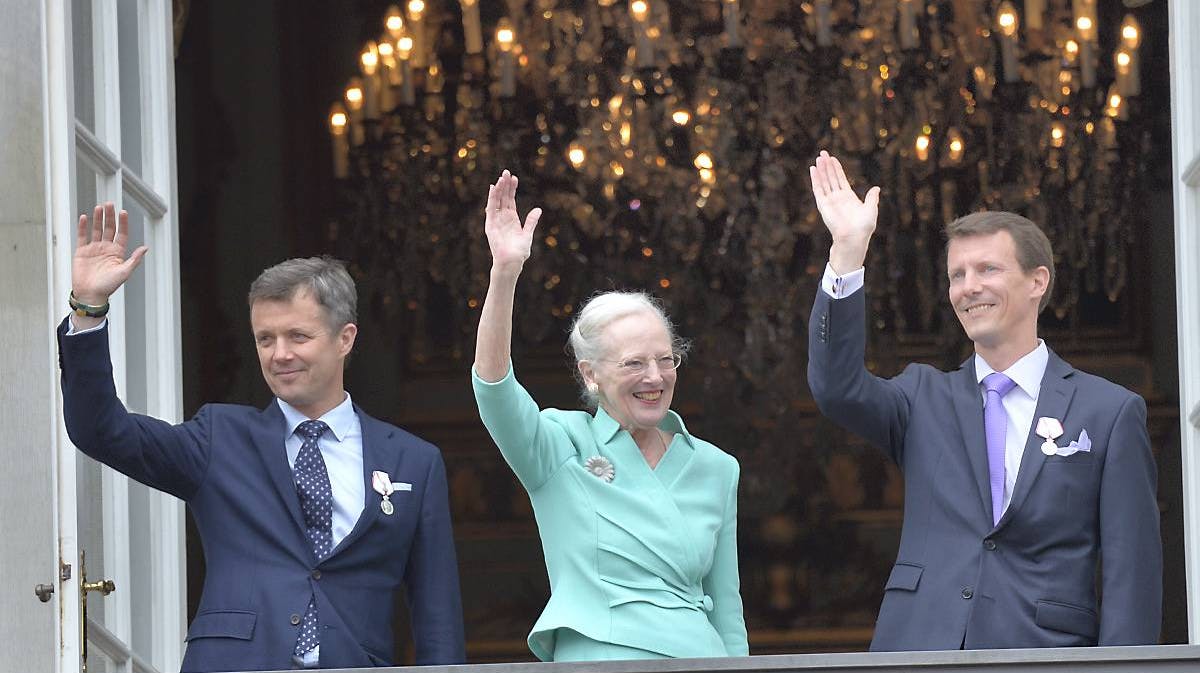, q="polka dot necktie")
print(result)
[293,419,332,657]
